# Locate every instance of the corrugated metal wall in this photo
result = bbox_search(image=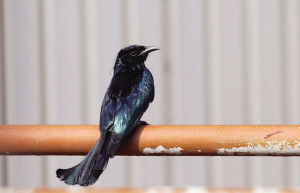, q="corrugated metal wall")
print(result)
[0,0,300,188]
